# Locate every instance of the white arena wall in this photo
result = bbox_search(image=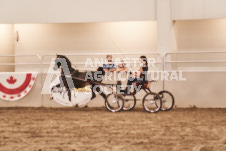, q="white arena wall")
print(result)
[1,0,226,108]
[172,0,226,20]
[13,22,157,56]
[0,0,156,23]
[0,24,14,72]
[1,0,226,23]
[165,72,226,108]
[176,19,226,50]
